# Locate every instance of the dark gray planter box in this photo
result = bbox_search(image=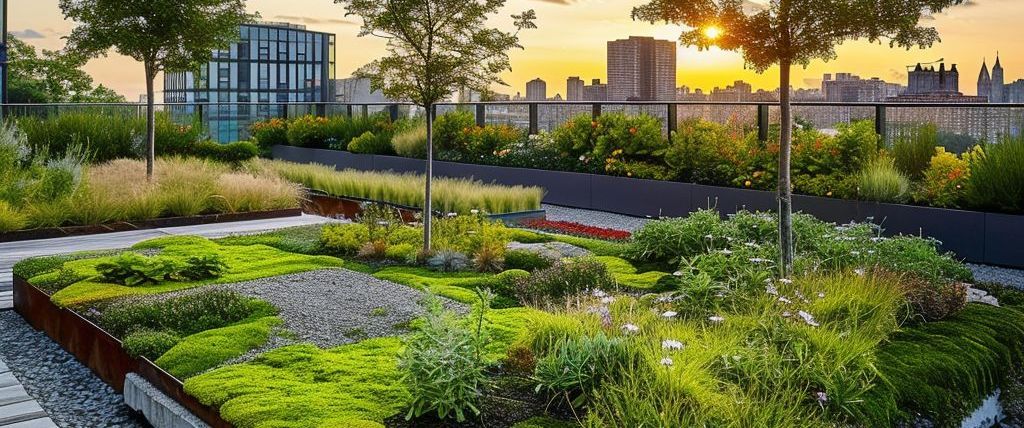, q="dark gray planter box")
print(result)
[271,145,1024,269]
